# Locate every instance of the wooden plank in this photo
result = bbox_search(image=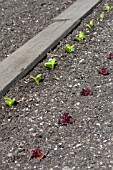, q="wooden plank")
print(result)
[53,0,101,21]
